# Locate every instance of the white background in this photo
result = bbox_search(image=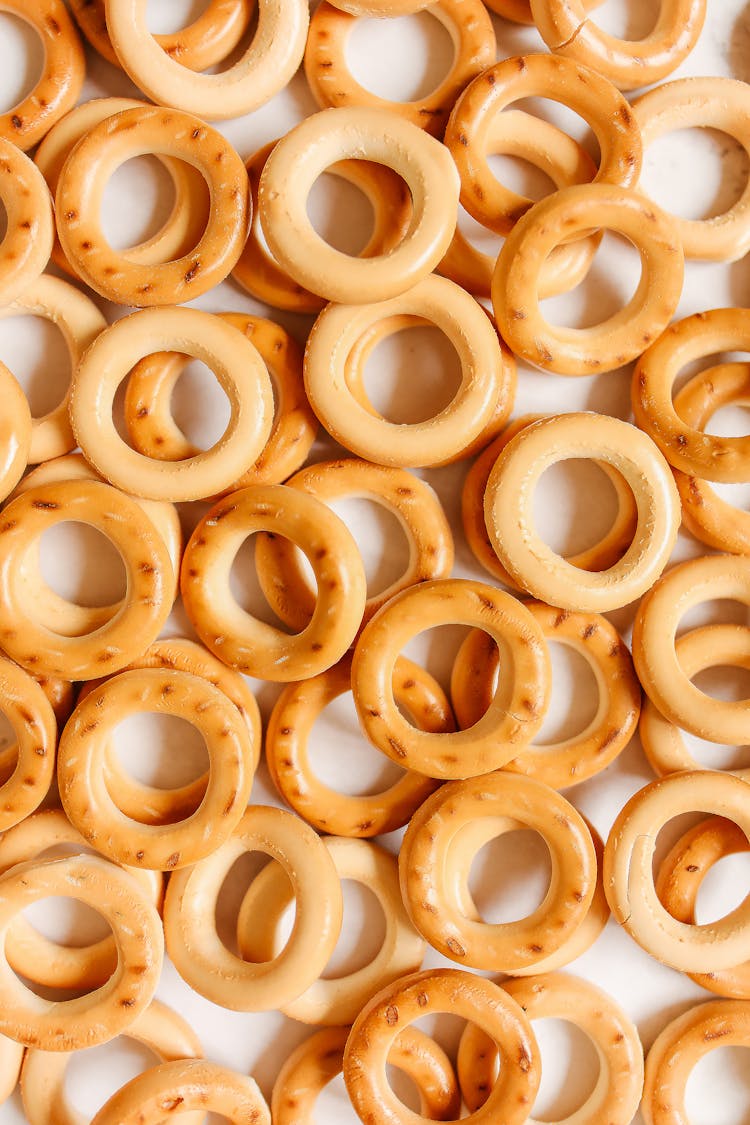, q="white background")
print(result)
[0,0,750,1121]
